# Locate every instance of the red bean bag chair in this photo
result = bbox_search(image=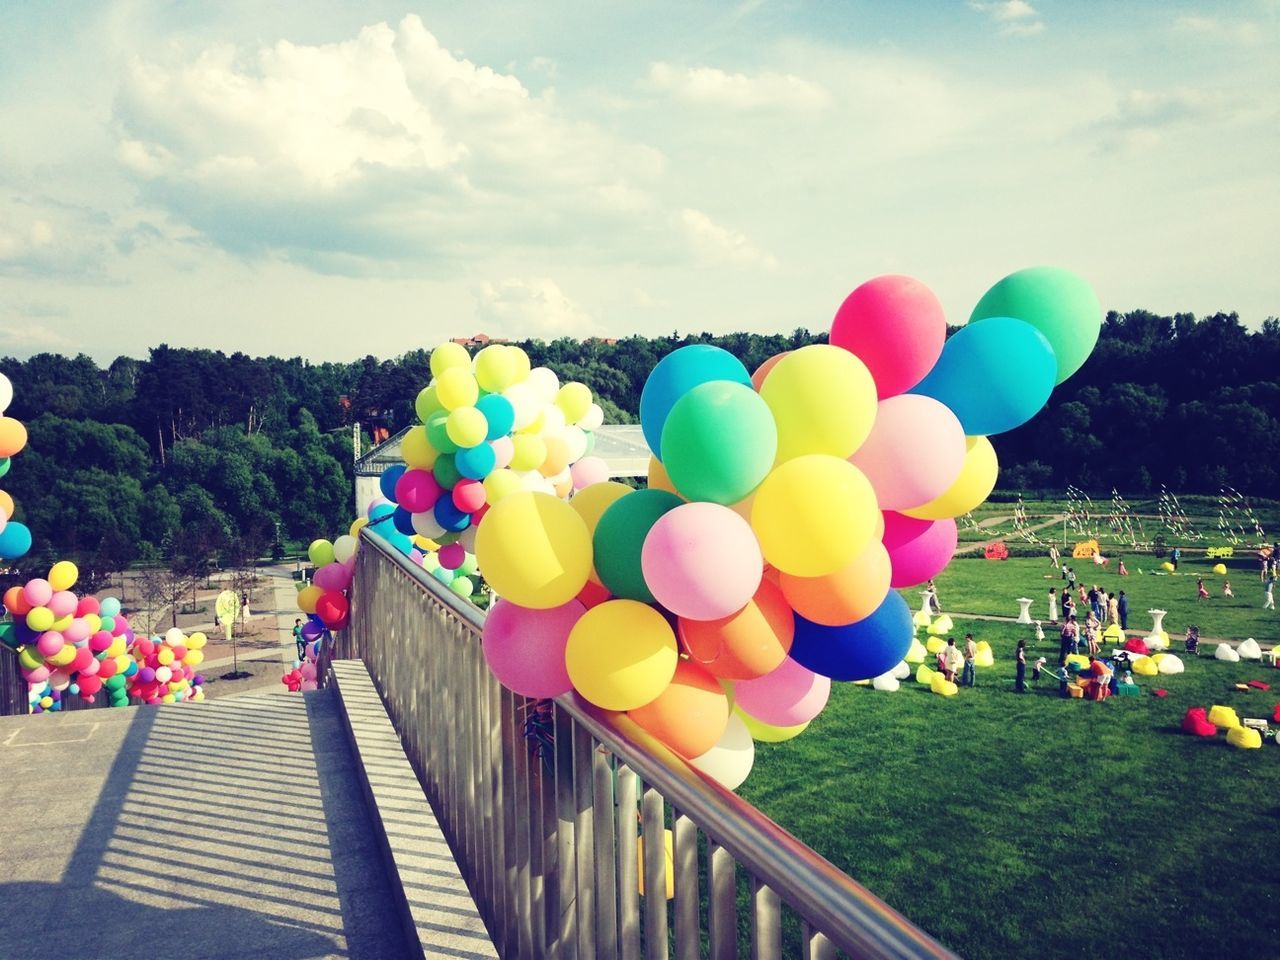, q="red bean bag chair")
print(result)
[1272,703,1280,723]
[1182,707,1217,737]
[1124,637,1150,656]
